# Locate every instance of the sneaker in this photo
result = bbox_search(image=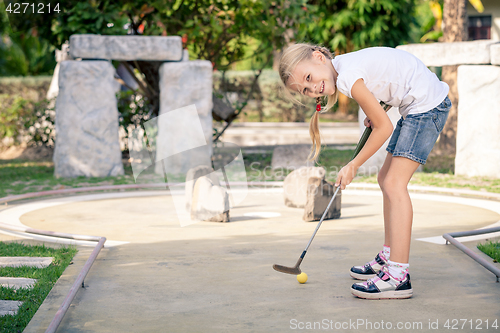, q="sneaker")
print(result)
[350,252,387,280]
[351,267,413,300]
